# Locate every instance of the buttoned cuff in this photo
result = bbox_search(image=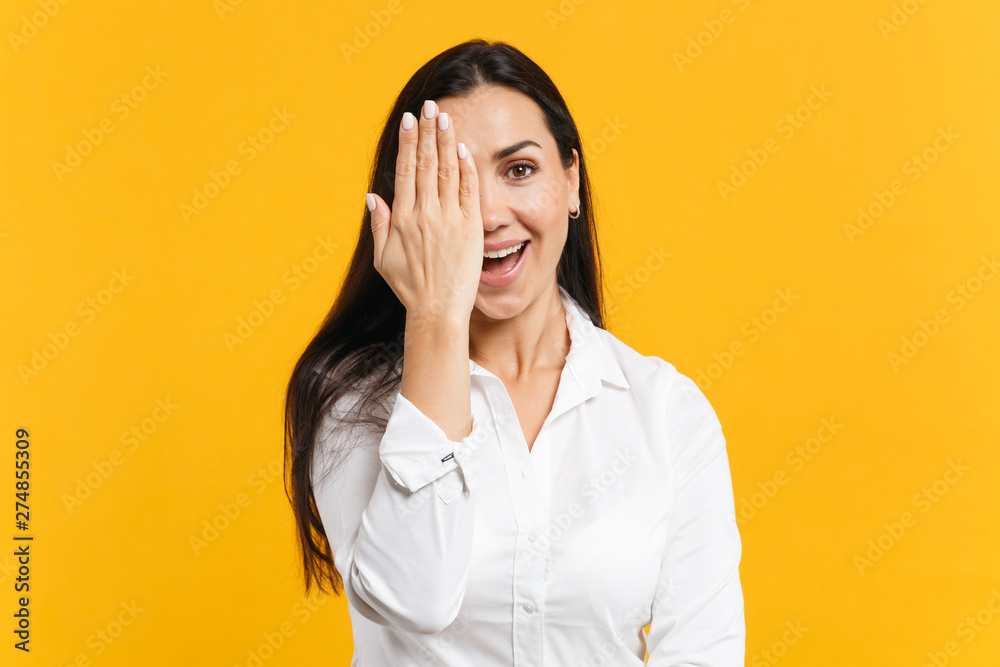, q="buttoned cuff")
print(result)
[378,391,481,495]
